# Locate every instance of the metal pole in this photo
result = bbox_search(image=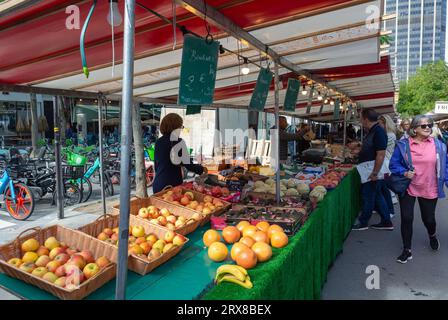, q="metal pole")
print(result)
[98,98,106,216]
[343,106,347,162]
[116,0,136,301]
[53,96,64,219]
[274,62,281,204]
